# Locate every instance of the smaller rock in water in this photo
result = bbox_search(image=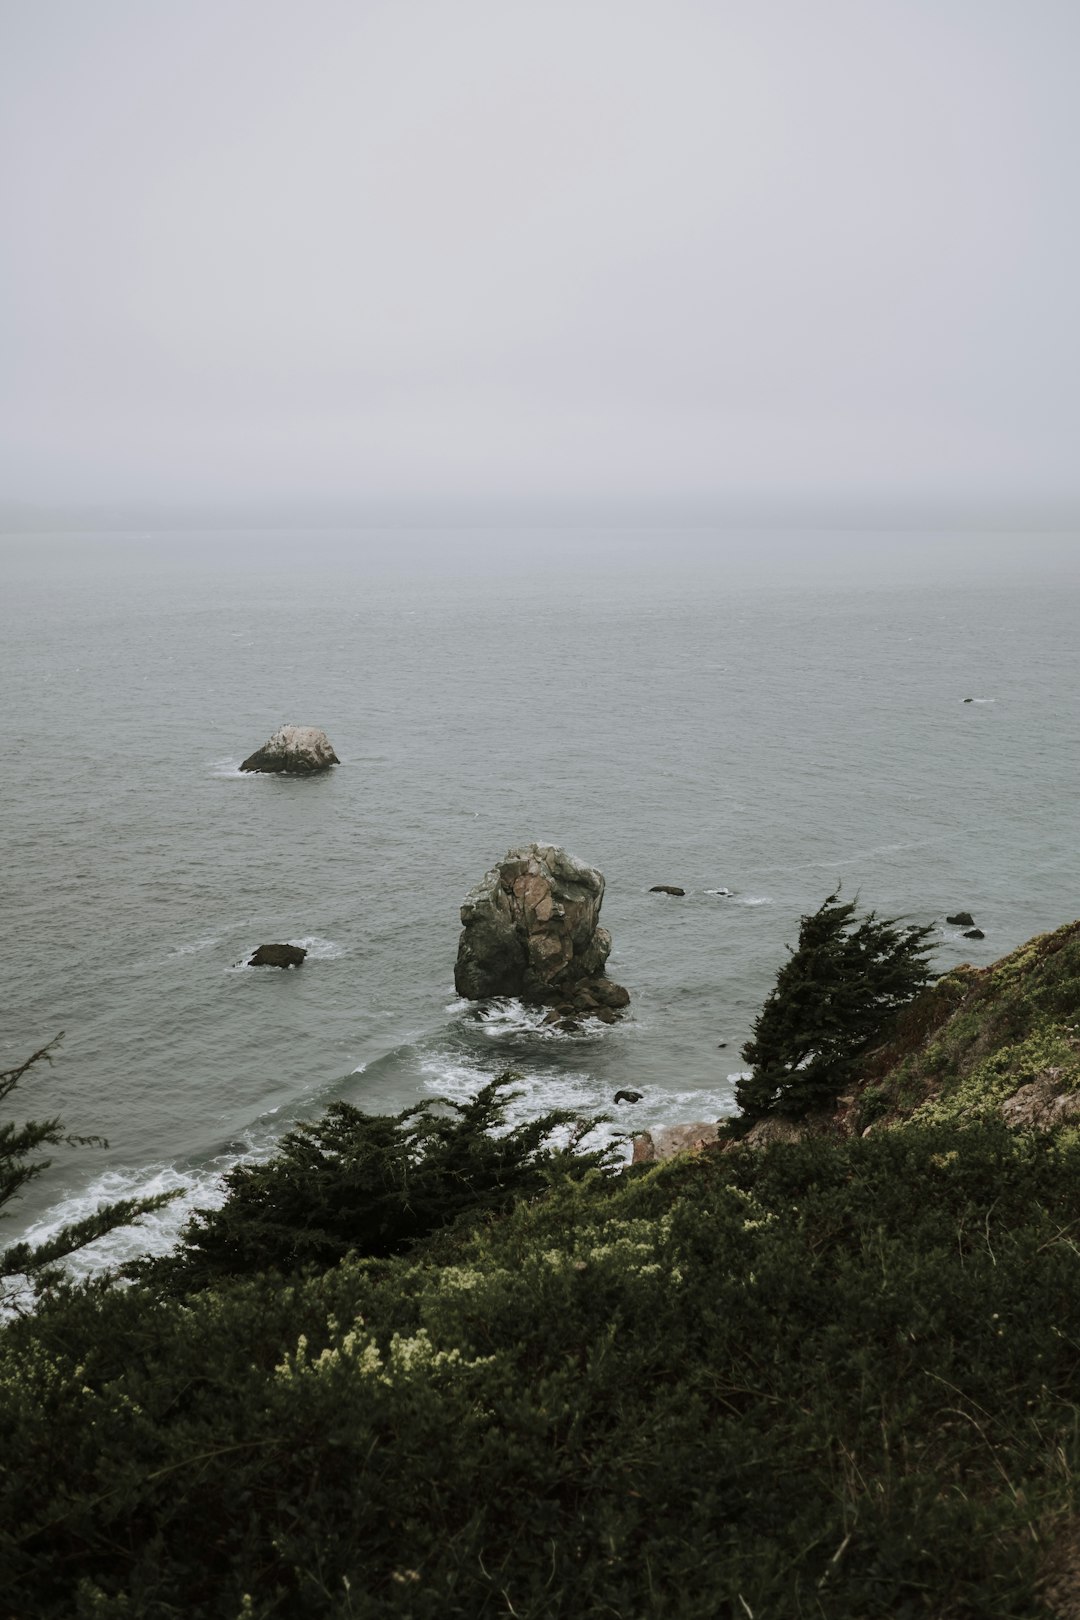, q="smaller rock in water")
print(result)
[964,928,986,940]
[946,912,975,928]
[717,1041,728,1049]
[249,943,307,968]
[613,1090,643,1105]
[240,725,339,774]
[649,885,686,896]
[963,697,974,703]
